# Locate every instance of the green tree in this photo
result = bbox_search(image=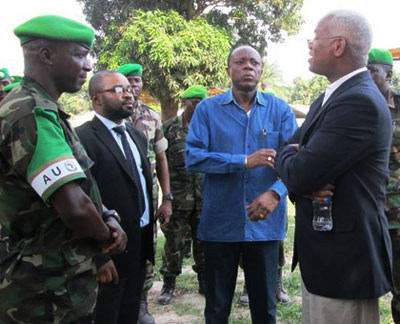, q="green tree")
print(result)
[59,83,91,115]
[77,0,303,54]
[260,59,282,88]
[99,10,232,120]
[392,69,400,92]
[259,58,290,98]
[288,75,329,105]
